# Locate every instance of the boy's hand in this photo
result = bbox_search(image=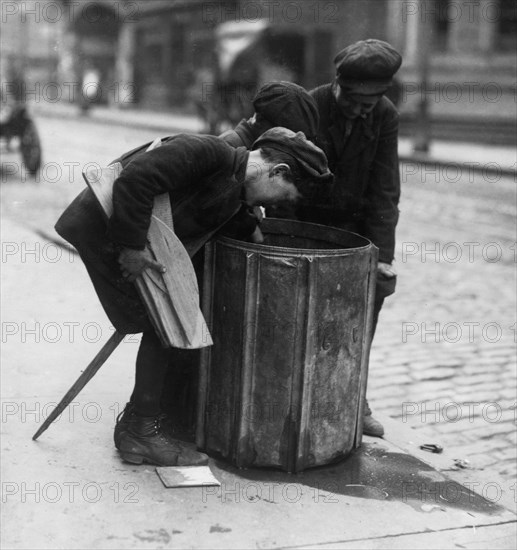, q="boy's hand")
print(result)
[118,247,166,282]
[220,203,262,241]
[377,262,396,278]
